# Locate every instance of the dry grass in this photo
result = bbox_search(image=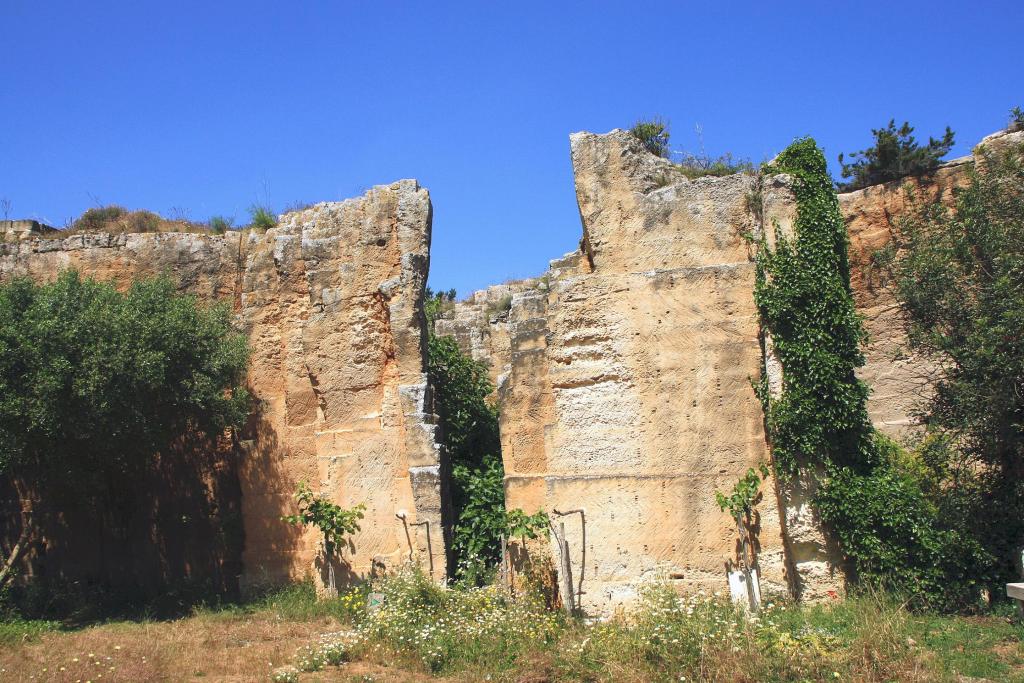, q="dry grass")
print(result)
[59,205,216,237]
[0,612,336,682]
[0,615,436,682]
[1,582,1021,682]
